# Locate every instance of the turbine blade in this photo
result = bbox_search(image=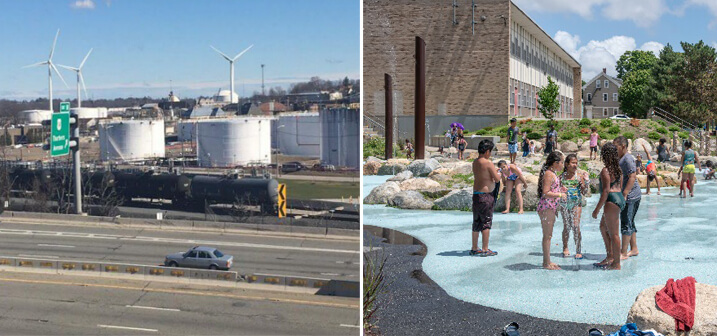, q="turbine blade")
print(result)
[49,29,60,60]
[210,45,232,61]
[79,48,93,69]
[232,45,253,61]
[80,73,89,99]
[51,63,70,88]
[56,64,78,71]
[22,61,48,69]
